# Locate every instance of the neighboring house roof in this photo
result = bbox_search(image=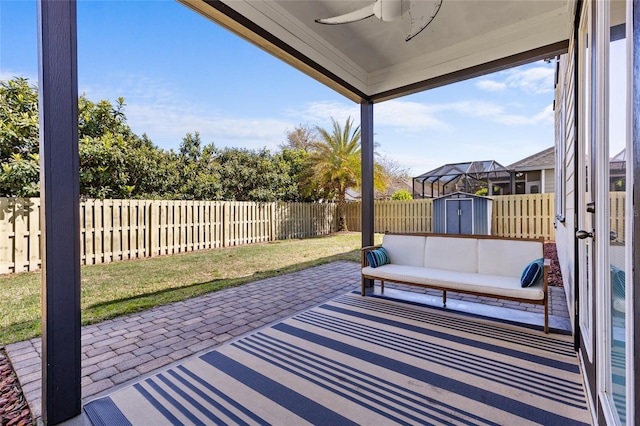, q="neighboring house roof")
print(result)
[508,147,555,171]
[610,148,626,176]
[381,177,413,198]
[345,188,360,201]
[611,148,626,162]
